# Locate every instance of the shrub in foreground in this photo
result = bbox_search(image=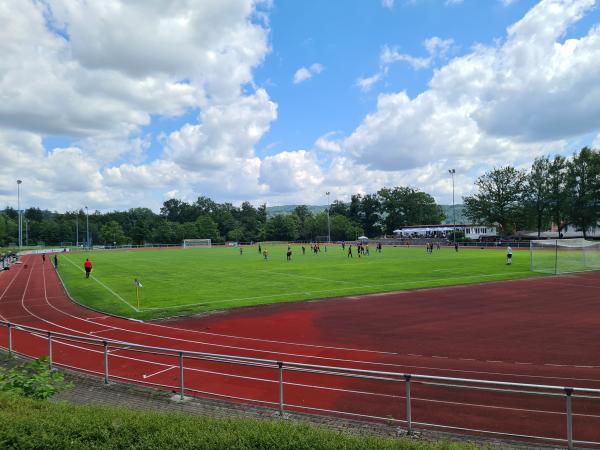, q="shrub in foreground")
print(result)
[0,392,475,450]
[0,357,72,399]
